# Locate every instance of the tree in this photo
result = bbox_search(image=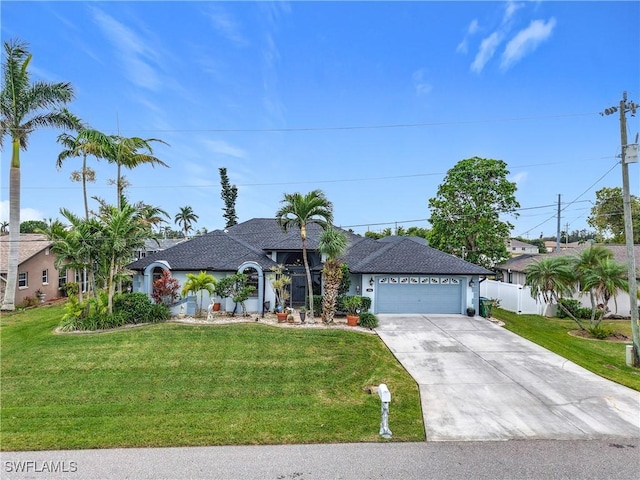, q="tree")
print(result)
[428,157,520,269]
[97,202,150,314]
[580,257,628,327]
[0,221,8,235]
[319,228,348,323]
[107,135,169,210]
[276,190,333,323]
[0,39,79,310]
[219,167,238,228]
[49,209,104,303]
[57,128,113,219]
[365,226,430,241]
[175,206,199,238]
[136,202,169,233]
[524,256,585,330]
[587,187,640,243]
[20,219,48,233]
[181,271,217,316]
